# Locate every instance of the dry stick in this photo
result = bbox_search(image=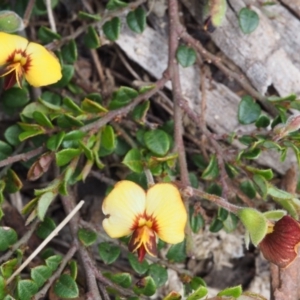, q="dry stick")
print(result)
[80,75,169,132]
[23,0,36,26]
[168,0,193,256]
[0,219,39,264]
[6,200,84,285]
[60,195,101,300]
[32,243,78,300]
[0,146,44,169]
[46,0,57,32]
